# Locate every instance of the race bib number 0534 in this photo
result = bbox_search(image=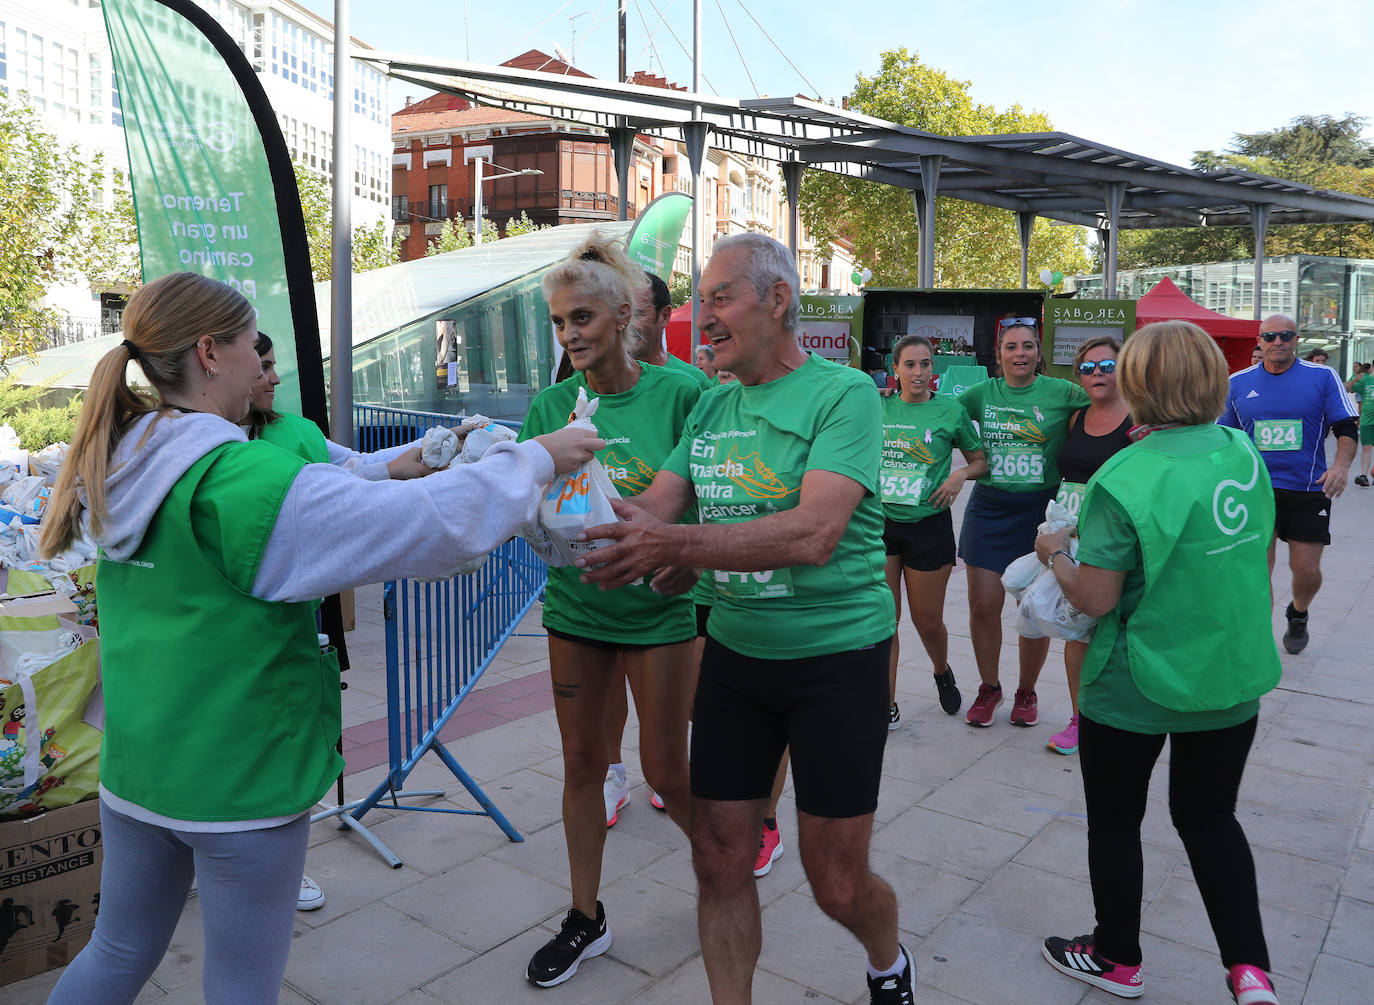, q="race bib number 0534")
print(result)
[880,465,929,507]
